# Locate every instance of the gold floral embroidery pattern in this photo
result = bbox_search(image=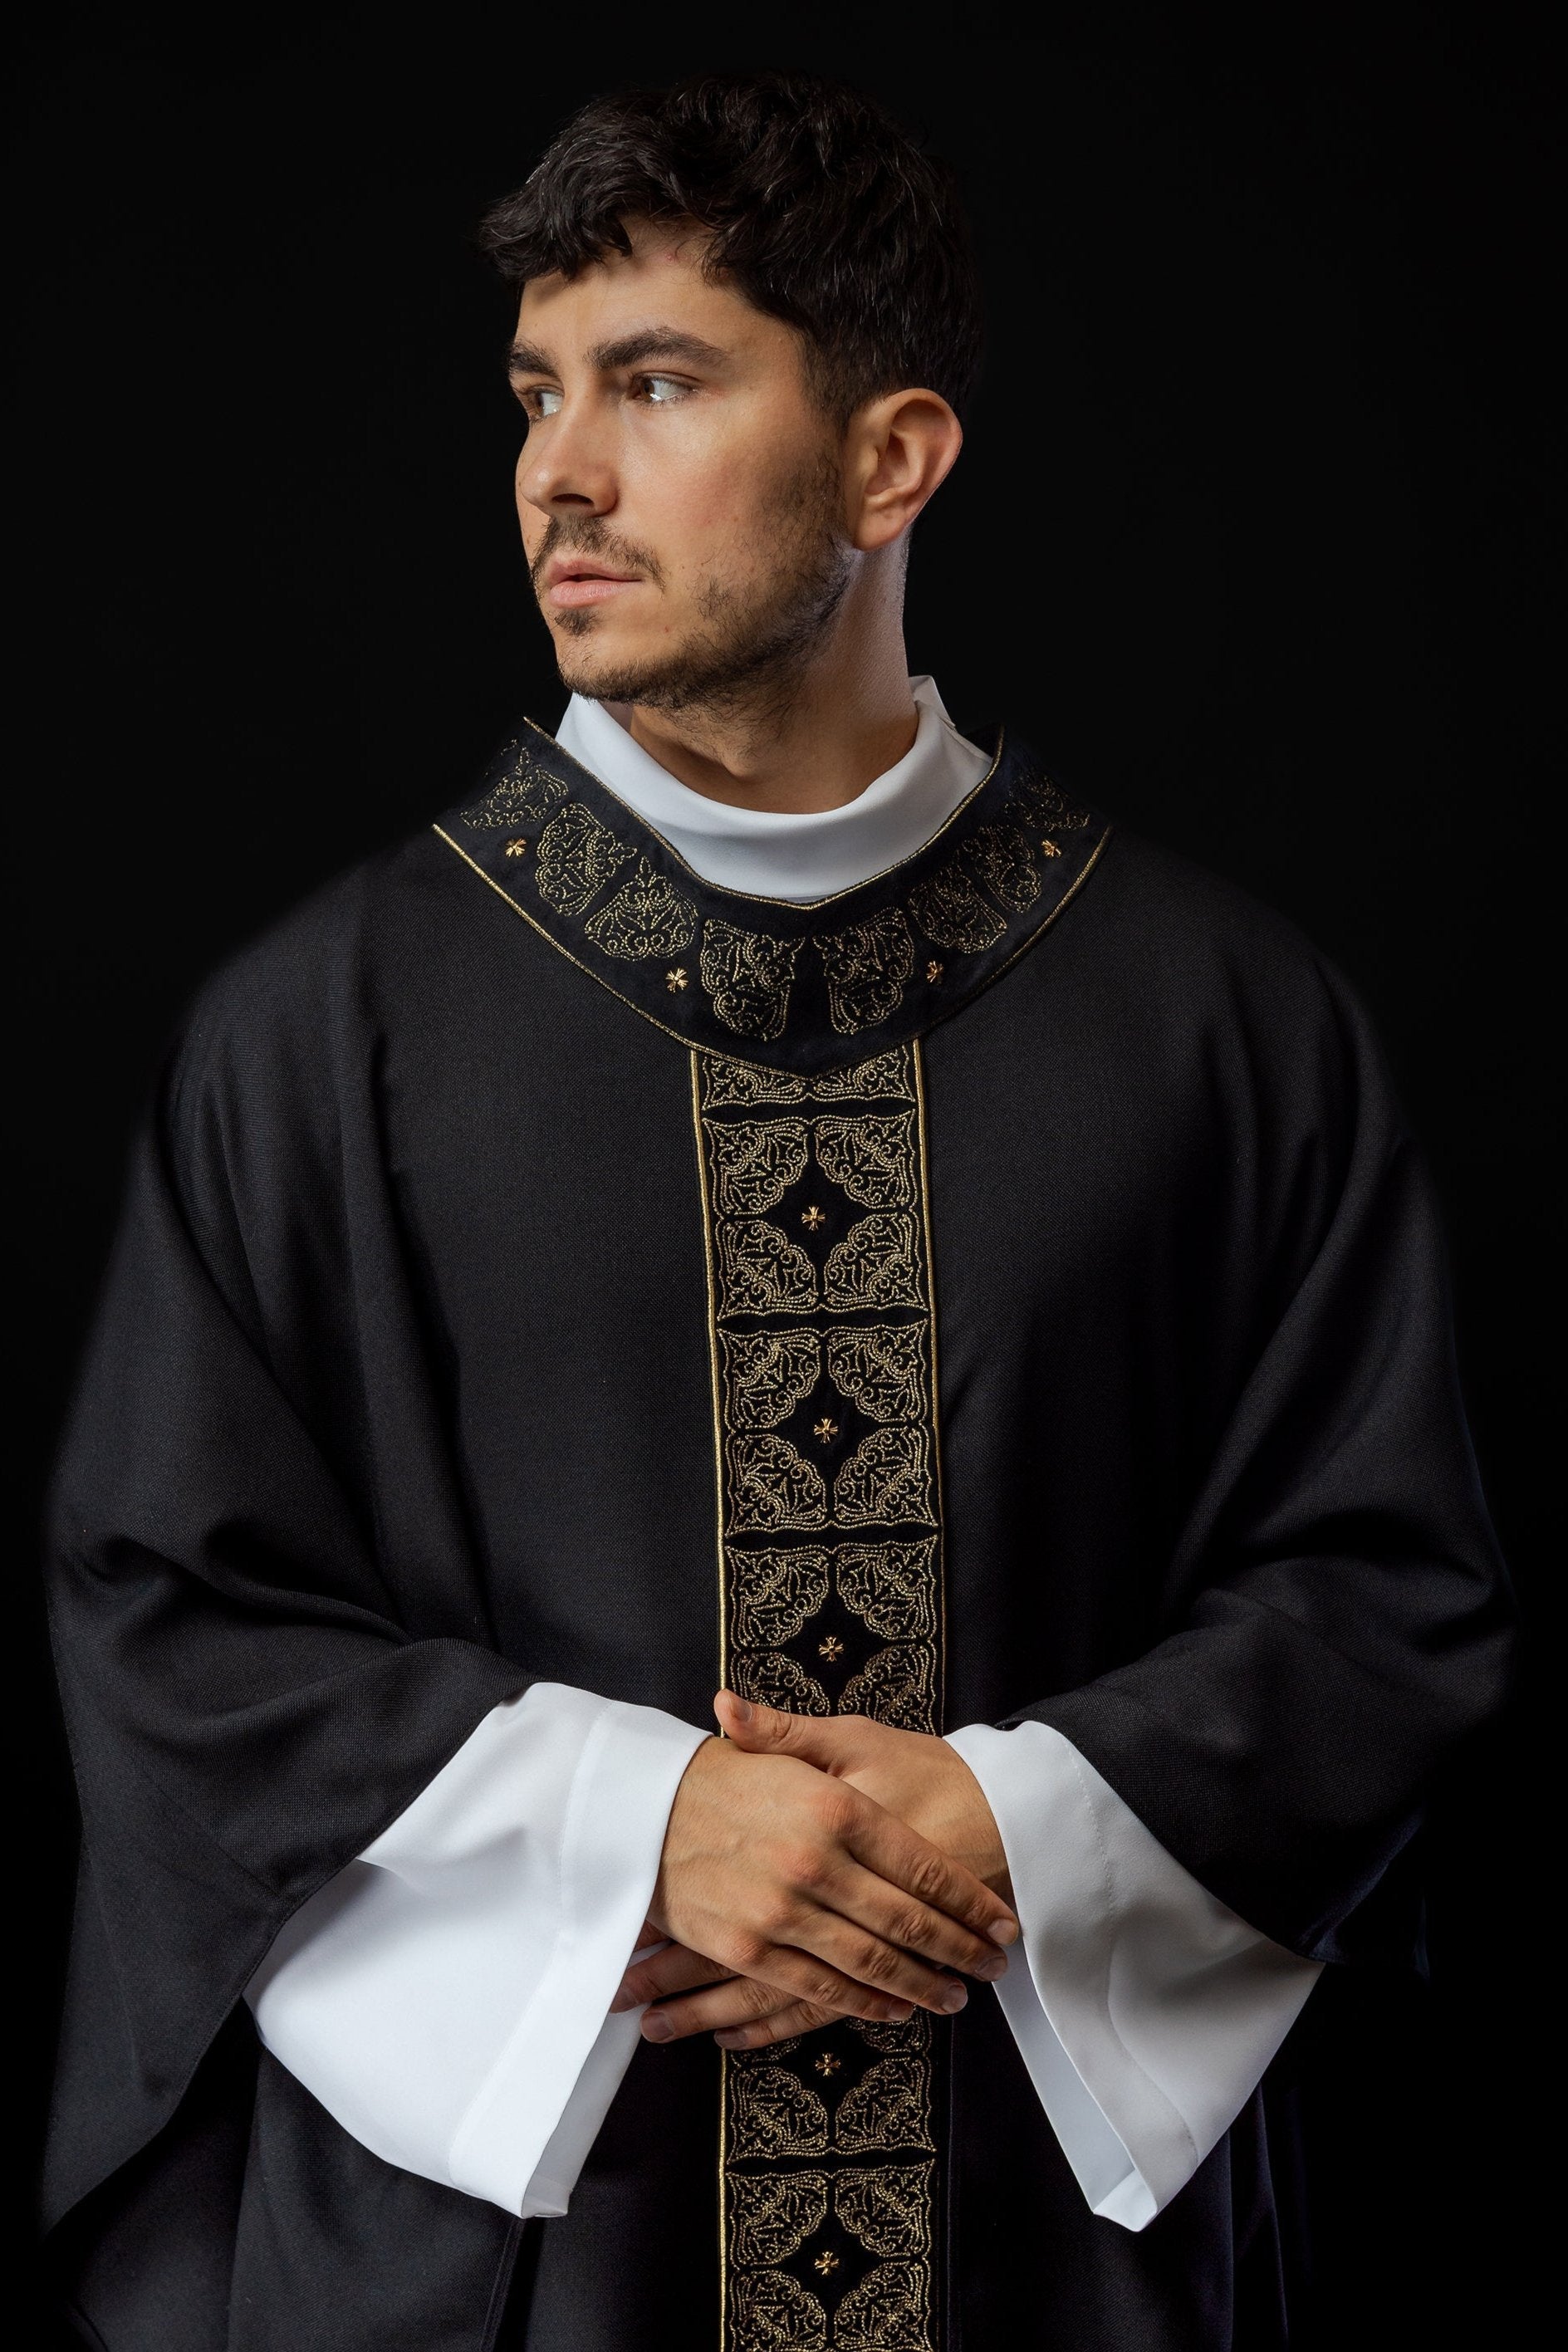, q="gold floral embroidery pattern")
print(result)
[583,856,698,959]
[696,1046,943,2351]
[906,865,1006,955]
[722,1332,824,1429]
[835,1541,938,1640]
[458,742,567,829]
[825,1329,927,1423]
[813,908,917,1035]
[833,1429,935,1529]
[708,1121,812,1216]
[729,1548,832,1644]
[728,1434,828,1533]
[959,821,1041,914]
[813,1114,918,1208]
[716,1221,820,1318]
[731,2174,832,2266]
[533,804,635,917]
[823,1215,925,1312]
[702,919,804,1042]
